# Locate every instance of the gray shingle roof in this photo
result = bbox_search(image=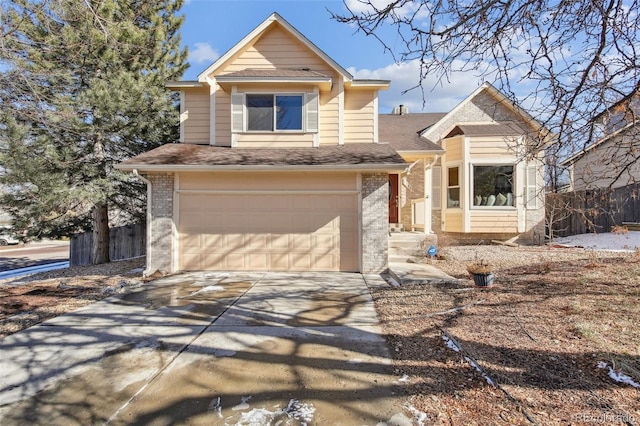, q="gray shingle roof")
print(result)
[117,143,407,171]
[378,113,446,152]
